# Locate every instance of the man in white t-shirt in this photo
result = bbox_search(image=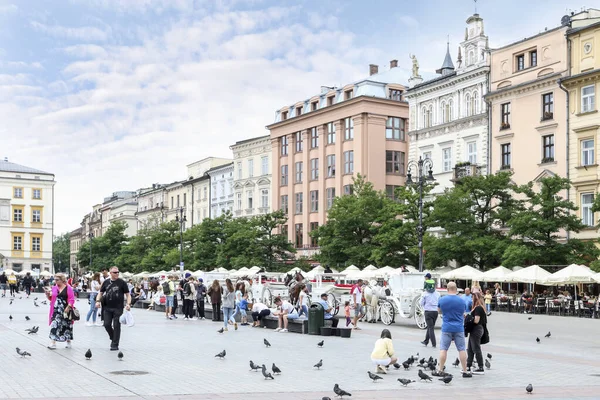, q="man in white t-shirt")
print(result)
[352,279,365,330]
[273,296,299,333]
